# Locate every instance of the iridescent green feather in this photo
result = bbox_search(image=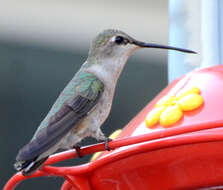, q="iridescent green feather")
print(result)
[32,71,104,140]
[75,71,104,99]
